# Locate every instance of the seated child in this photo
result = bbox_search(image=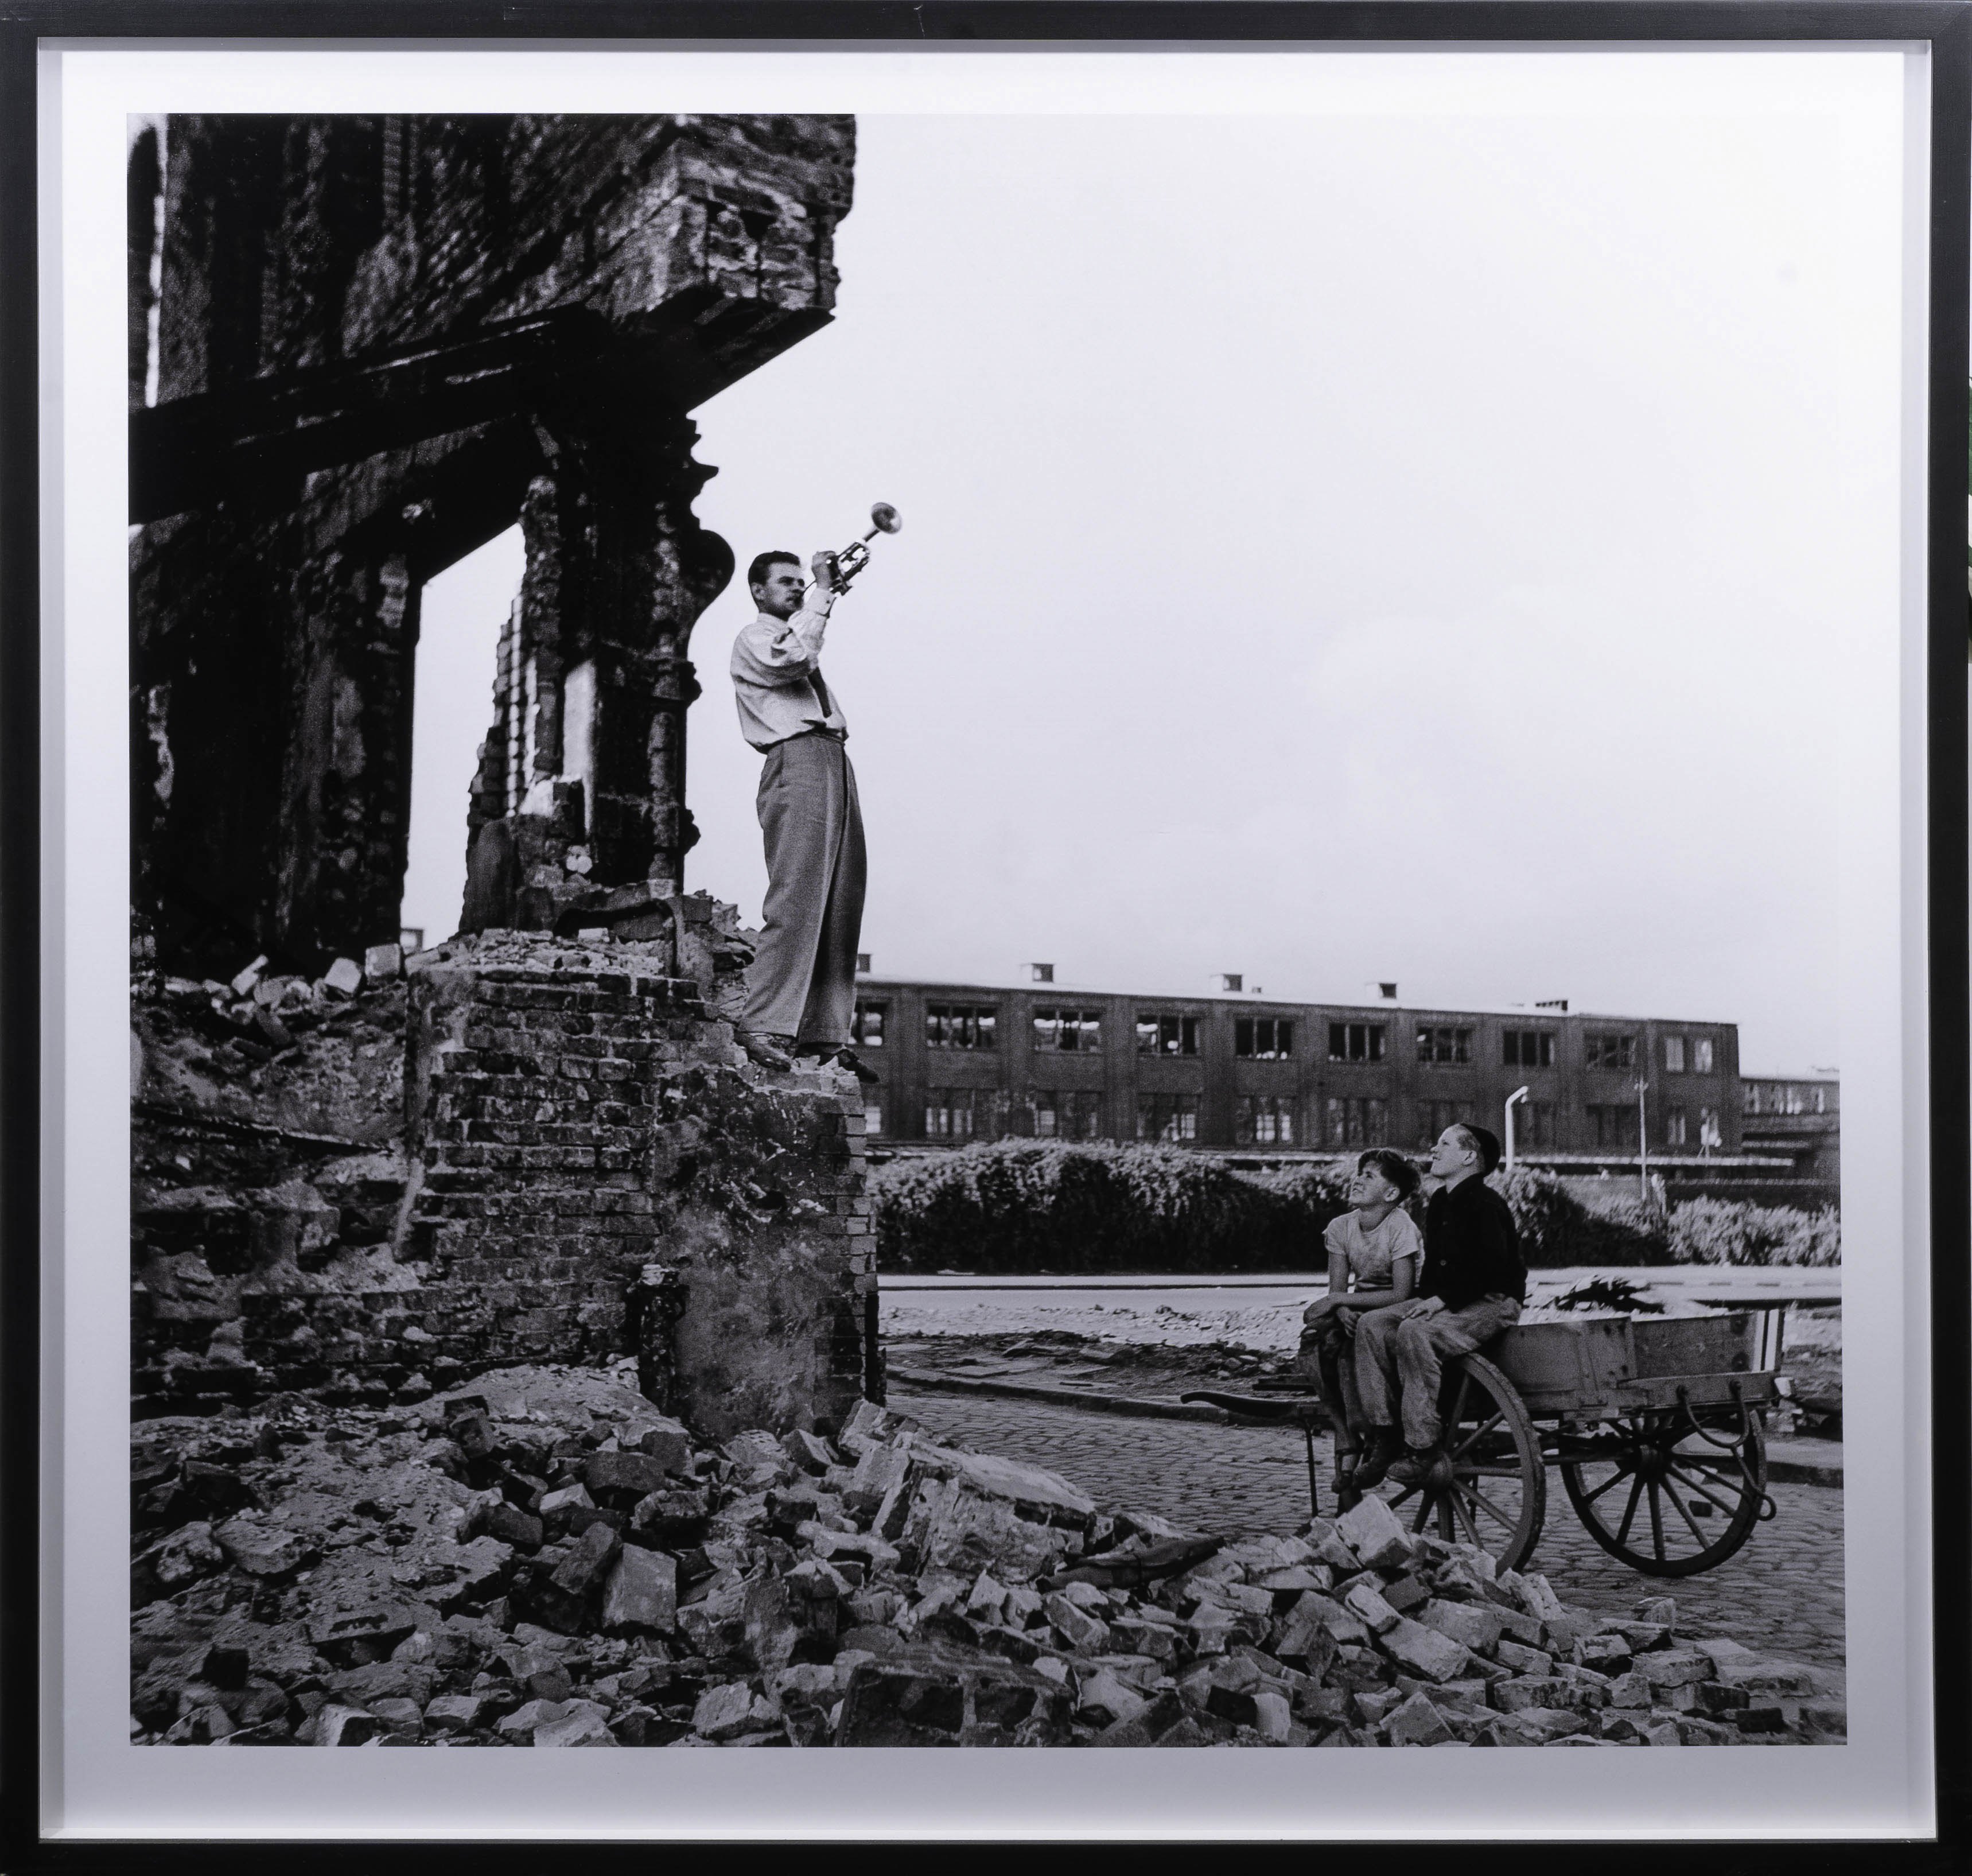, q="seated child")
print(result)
[1299,1147,1423,1489]
[1353,1122,1527,1489]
